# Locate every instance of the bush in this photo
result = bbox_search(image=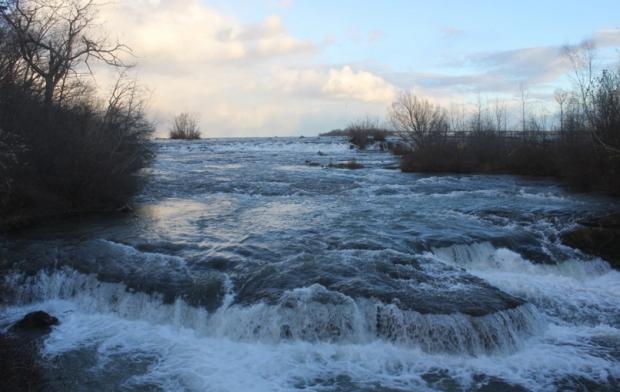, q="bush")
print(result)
[319,129,348,137]
[0,78,153,225]
[345,119,389,149]
[0,1,153,227]
[392,73,620,195]
[170,113,201,139]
